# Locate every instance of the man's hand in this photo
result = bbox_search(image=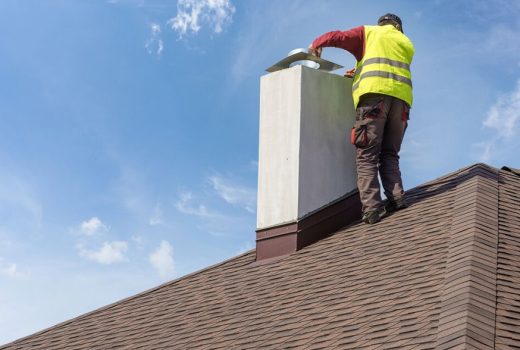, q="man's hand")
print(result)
[308,44,322,58]
[344,68,356,78]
